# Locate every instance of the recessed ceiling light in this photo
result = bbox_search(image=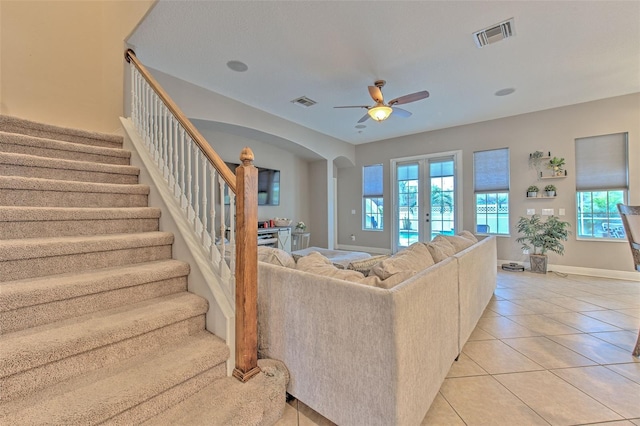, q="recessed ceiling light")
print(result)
[495,88,515,96]
[355,124,366,129]
[226,60,248,72]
